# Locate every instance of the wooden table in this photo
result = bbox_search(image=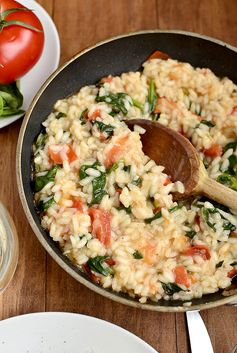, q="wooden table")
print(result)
[1,1,237,352]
